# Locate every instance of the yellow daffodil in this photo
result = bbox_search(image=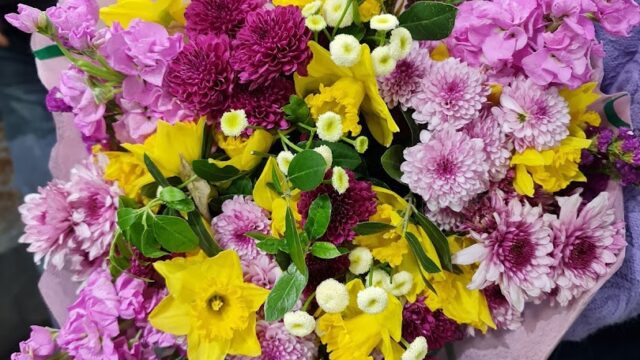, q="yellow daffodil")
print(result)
[100,0,186,28]
[559,82,601,137]
[358,0,382,22]
[104,119,204,199]
[295,41,399,146]
[424,236,496,333]
[210,129,275,171]
[316,279,404,360]
[149,250,269,360]
[429,43,450,61]
[273,0,314,7]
